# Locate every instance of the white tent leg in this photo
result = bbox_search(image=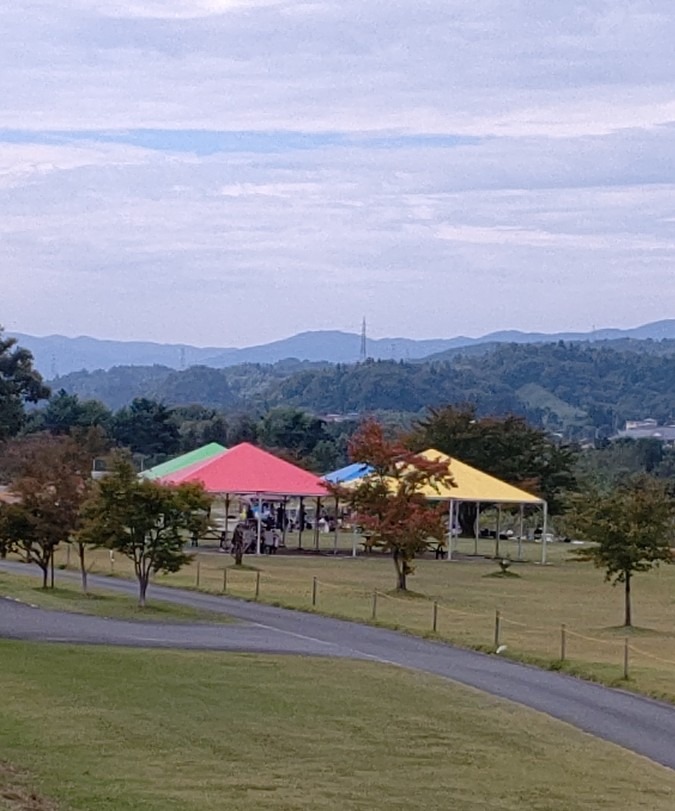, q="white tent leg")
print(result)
[495,505,502,558]
[541,502,549,565]
[256,496,262,556]
[474,503,481,556]
[518,504,524,560]
[447,500,454,561]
